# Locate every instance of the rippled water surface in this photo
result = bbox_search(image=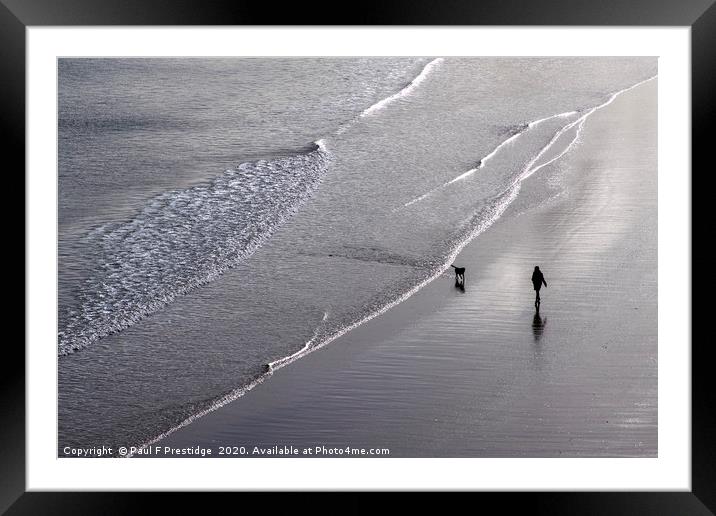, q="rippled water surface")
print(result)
[58,57,656,452]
